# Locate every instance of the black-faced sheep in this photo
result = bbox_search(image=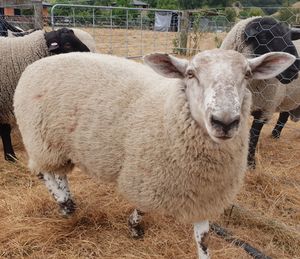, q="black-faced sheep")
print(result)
[221,16,300,168]
[0,28,95,162]
[14,50,295,258]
